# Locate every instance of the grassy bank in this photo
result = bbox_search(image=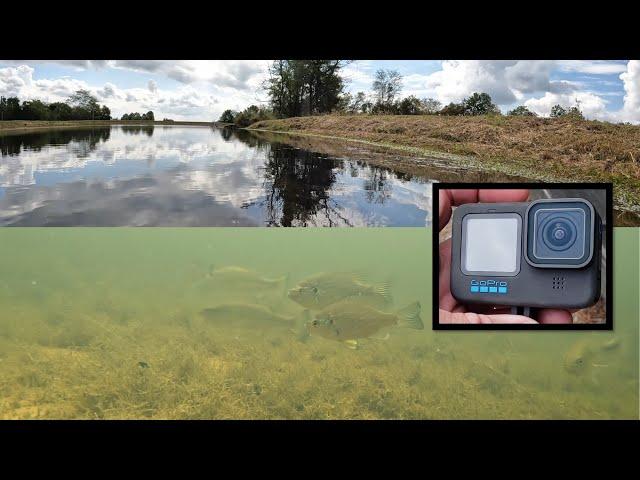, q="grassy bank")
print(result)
[0,120,218,133]
[249,115,640,212]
